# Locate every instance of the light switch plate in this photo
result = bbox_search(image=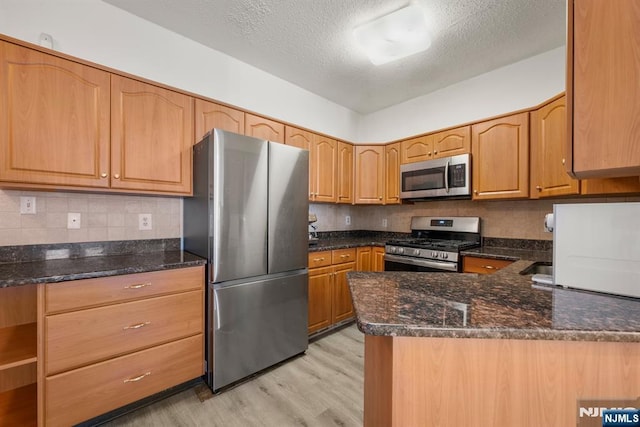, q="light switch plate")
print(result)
[20,196,36,214]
